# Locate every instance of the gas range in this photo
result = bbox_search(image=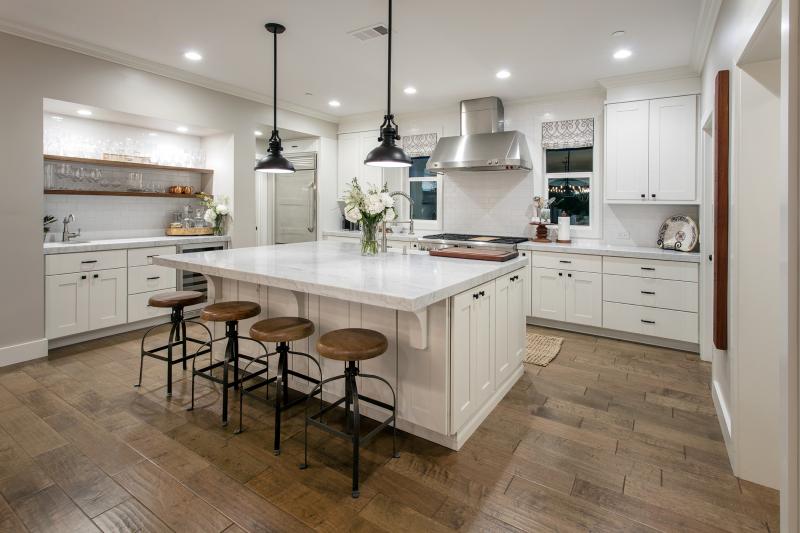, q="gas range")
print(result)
[417,233,529,251]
